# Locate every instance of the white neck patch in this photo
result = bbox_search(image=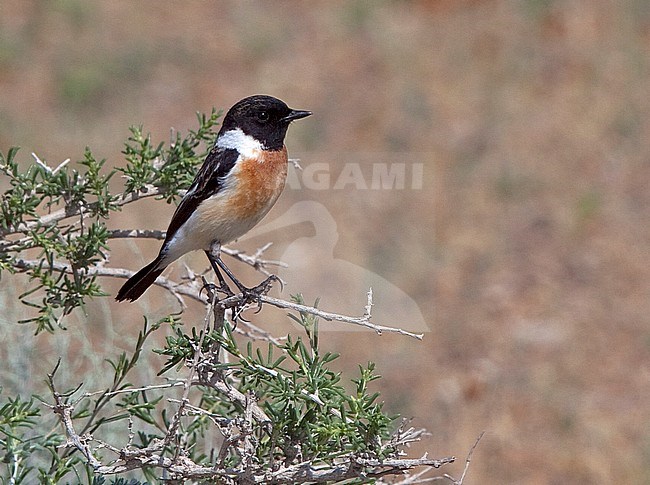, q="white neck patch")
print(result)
[216,128,264,158]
